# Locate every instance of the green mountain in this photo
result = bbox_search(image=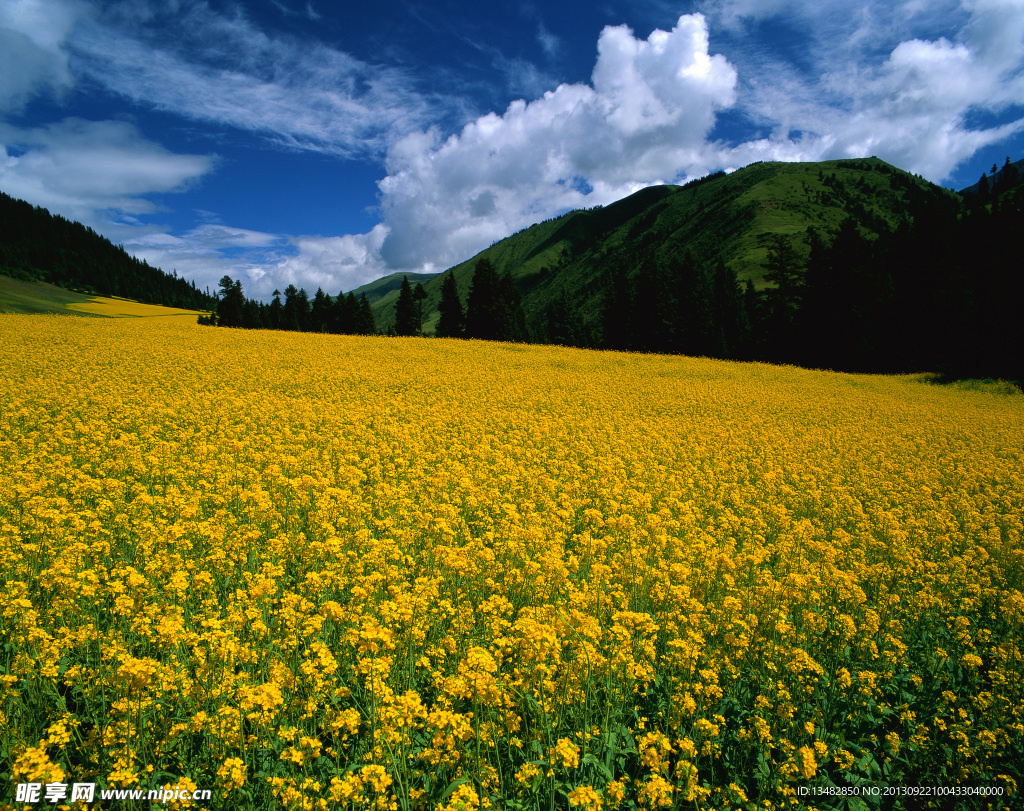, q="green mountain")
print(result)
[371,157,950,336]
[349,271,441,303]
